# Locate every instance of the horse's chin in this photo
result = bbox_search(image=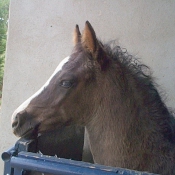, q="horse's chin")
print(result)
[19,124,40,140]
[20,121,69,139]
